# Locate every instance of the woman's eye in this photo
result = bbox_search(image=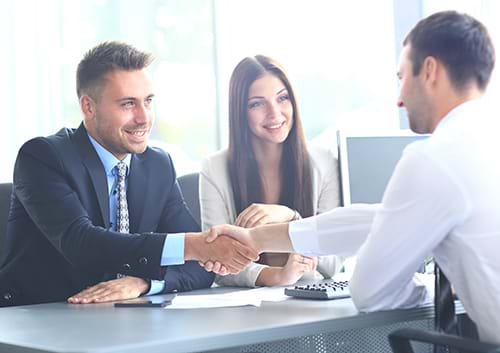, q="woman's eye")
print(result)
[248,101,264,109]
[278,94,289,103]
